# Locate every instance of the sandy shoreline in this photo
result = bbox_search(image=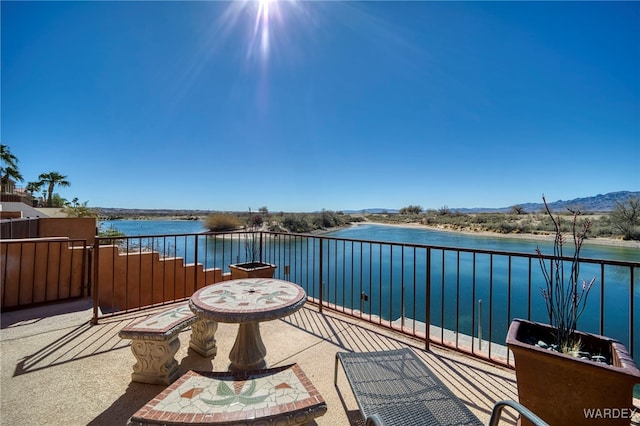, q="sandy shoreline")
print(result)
[107,216,639,250]
[353,221,640,249]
